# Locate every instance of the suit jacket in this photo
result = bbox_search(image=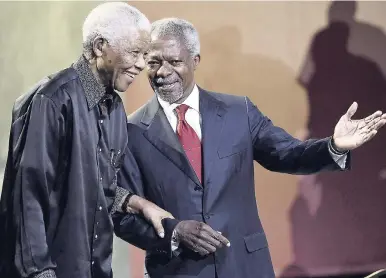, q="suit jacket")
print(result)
[115,87,350,278]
